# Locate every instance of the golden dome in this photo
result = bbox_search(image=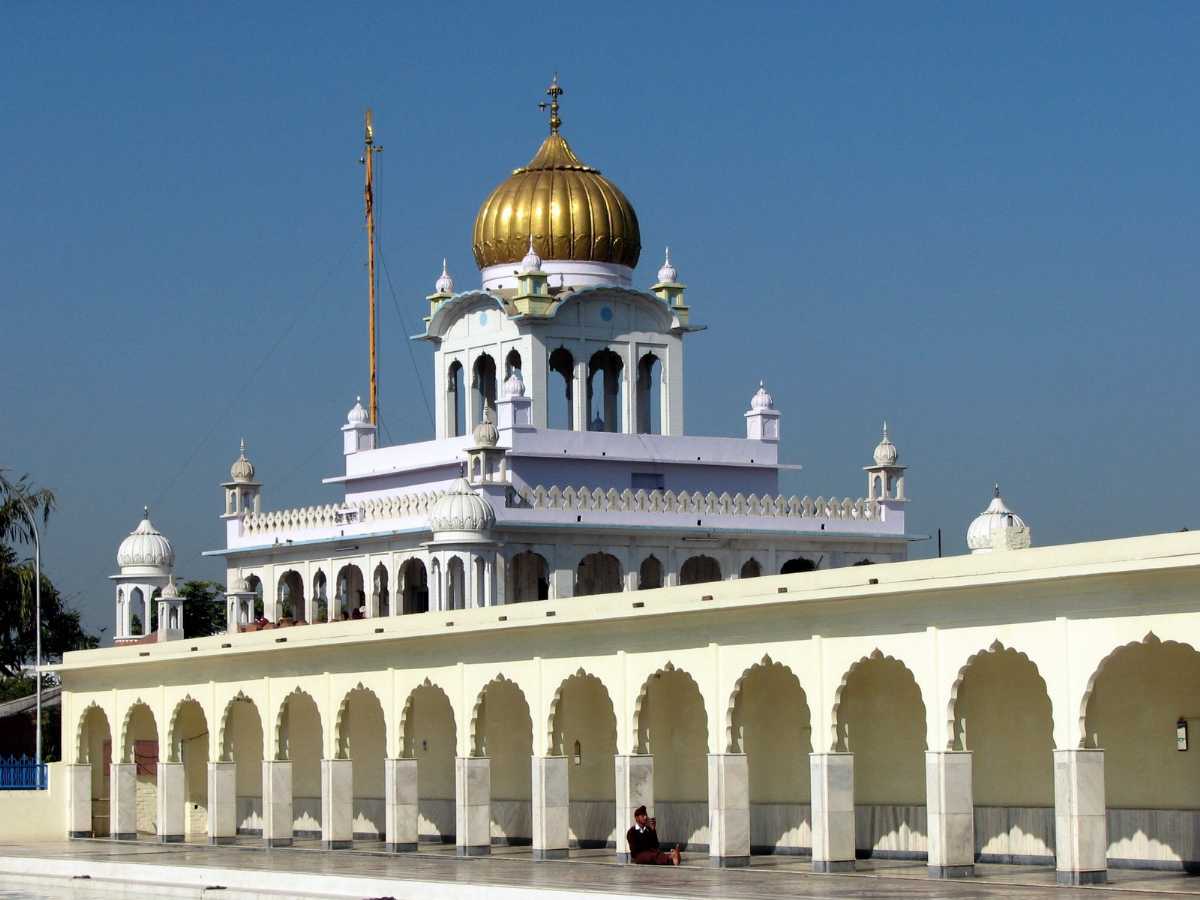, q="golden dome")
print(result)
[472,130,641,271]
